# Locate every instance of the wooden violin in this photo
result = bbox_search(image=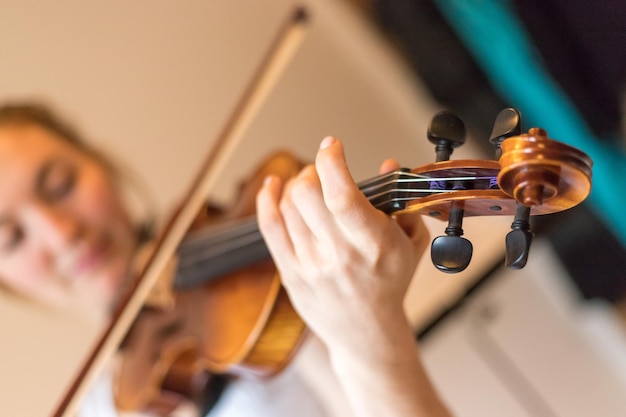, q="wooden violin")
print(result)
[51,8,591,415]
[113,107,591,415]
